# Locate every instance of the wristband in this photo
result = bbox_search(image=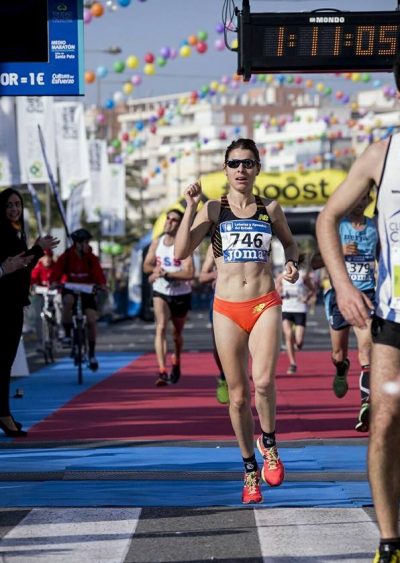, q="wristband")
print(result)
[285,259,299,270]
